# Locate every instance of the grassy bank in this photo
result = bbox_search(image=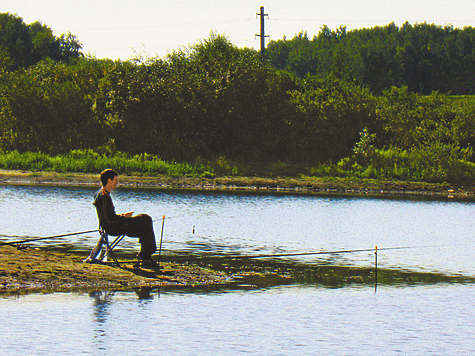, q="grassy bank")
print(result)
[0,150,473,199]
[0,149,349,179]
[1,148,475,184]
